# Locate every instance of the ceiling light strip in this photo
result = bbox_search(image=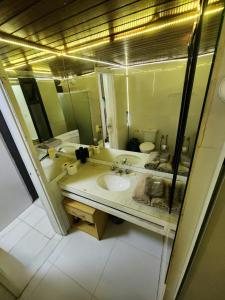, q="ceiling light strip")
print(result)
[5,55,56,71]
[3,5,223,71]
[0,34,60,54]
[63,54,125,68]
[67,40,109,54]
[114,6,224,41]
